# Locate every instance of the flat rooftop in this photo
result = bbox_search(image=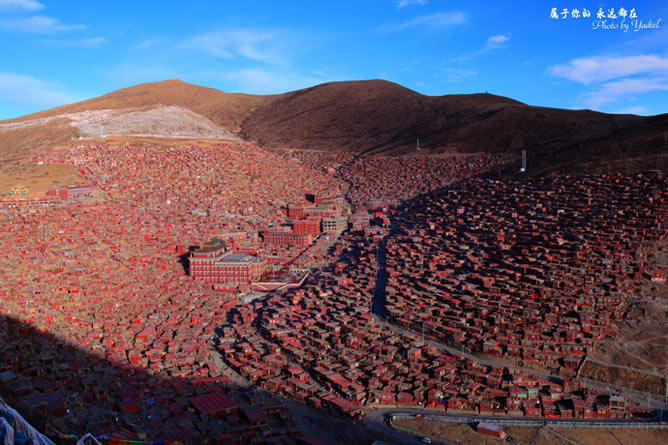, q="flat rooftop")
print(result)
[194,237,227,254]
[220,252,256,262]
